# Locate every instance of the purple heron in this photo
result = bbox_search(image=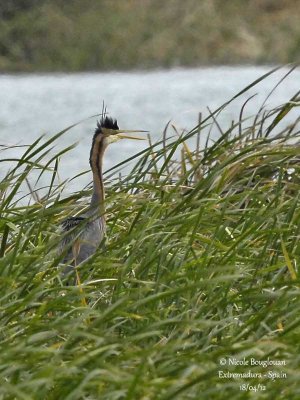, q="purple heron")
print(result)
[59,116,145,283]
